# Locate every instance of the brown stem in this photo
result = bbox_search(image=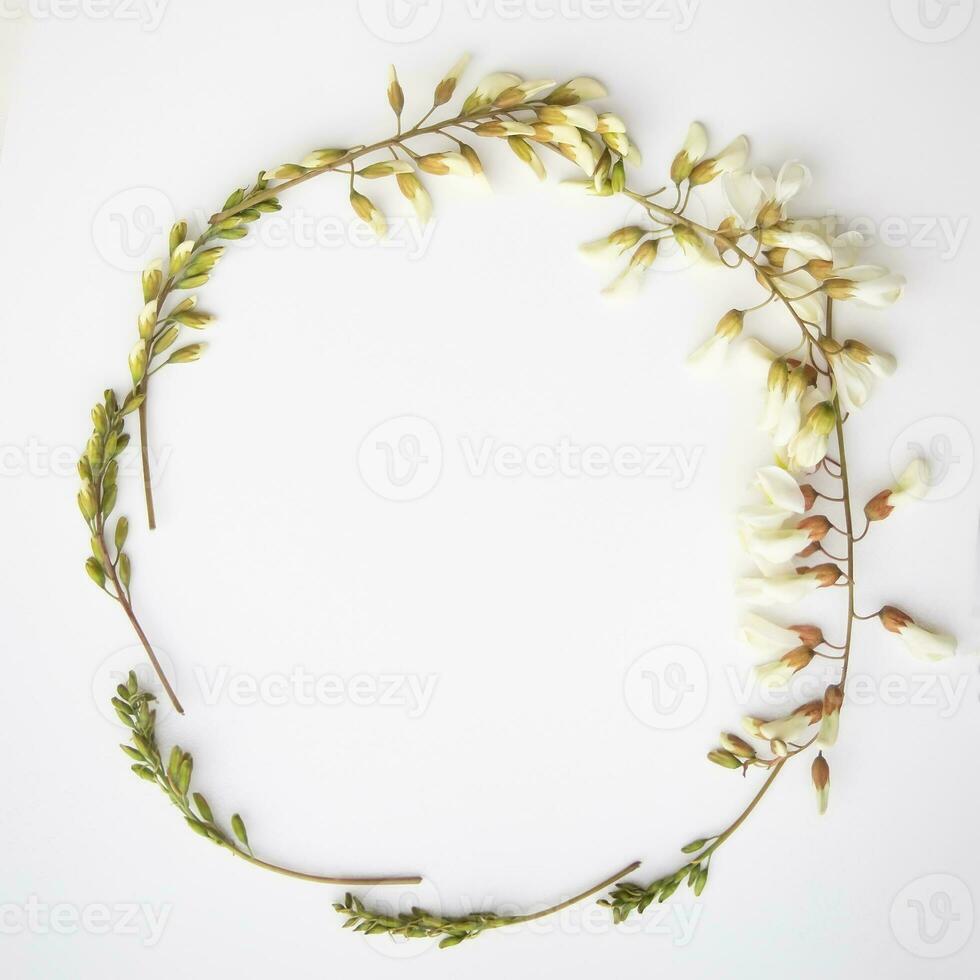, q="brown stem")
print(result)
[510,861,641,924]
[138,389,156,530]
[100,528,183,715]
